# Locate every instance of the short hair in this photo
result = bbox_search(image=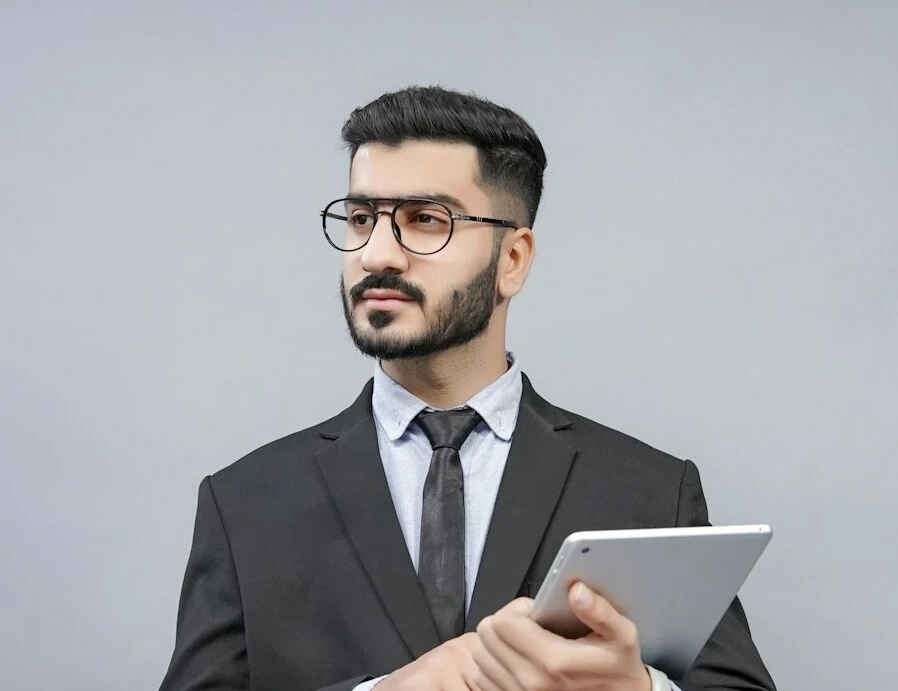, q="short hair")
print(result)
[340,86,548,227]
